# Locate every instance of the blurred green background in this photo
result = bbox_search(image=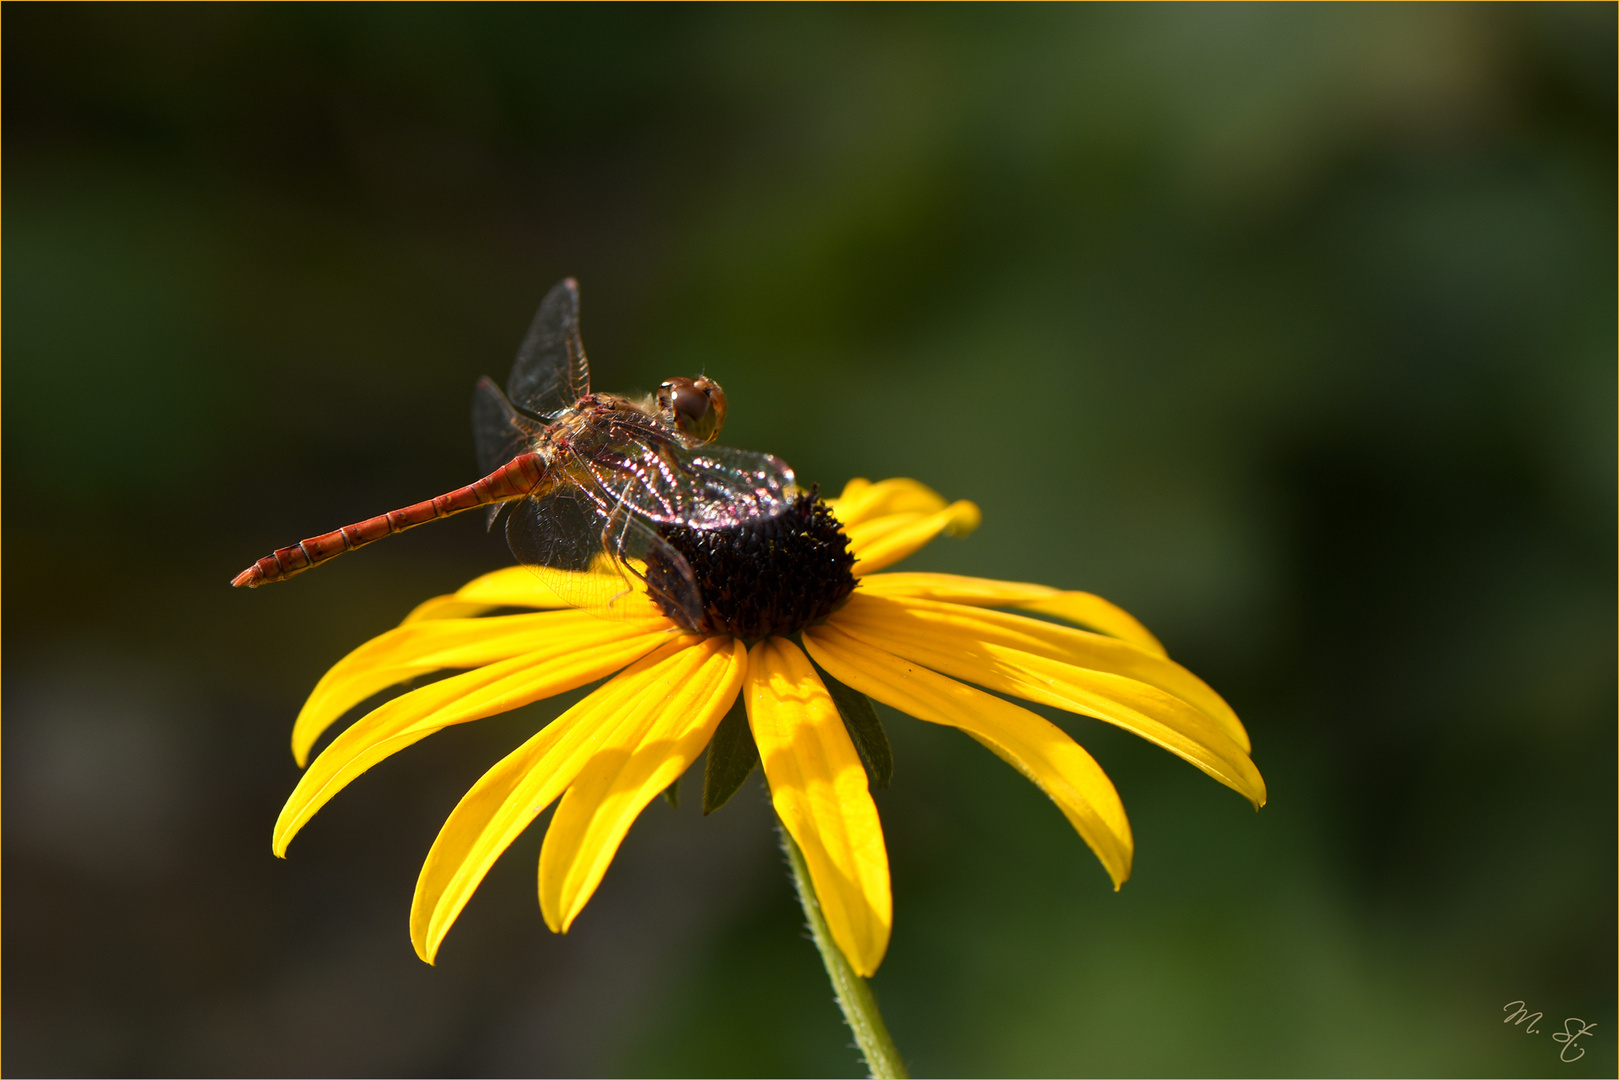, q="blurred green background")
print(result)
[4,5,1613,1076]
